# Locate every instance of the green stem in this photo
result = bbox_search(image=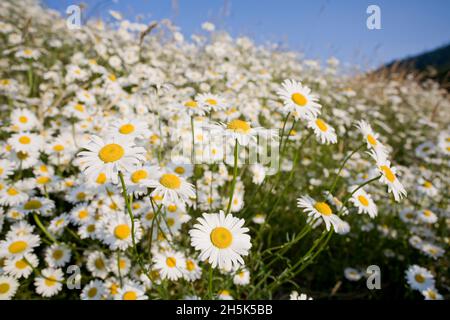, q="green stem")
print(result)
[32,213,57,244]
